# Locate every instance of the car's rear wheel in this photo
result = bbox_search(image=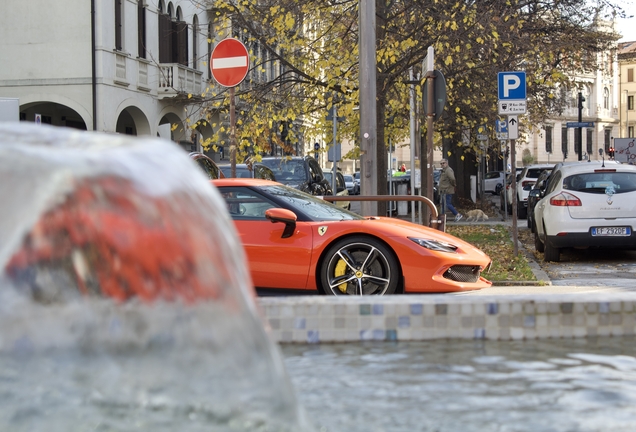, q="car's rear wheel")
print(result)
[517,203,527,219]
[544,240,560,262]
[321,236,399,295]
[534,230,544,253]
